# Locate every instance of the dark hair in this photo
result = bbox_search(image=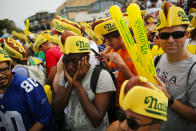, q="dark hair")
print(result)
[62,53,90,64]
[11,57,27,65]
[104,28,134,39]
[104,30,120,39]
